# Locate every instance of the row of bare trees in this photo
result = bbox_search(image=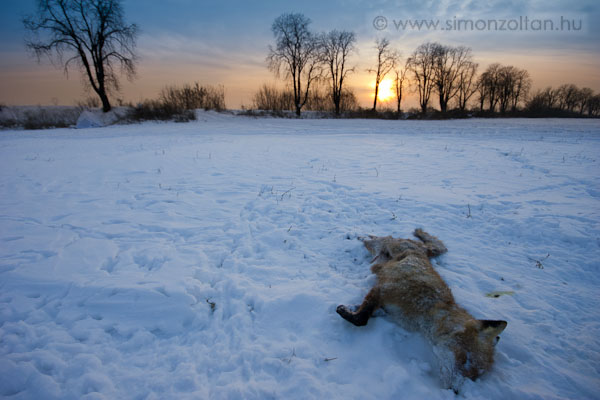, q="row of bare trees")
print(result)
[475,64,532,113]
[265,15,487,117]
[526,84,600,116]
[266,15,598,117]
[265,15,598,118]
[382,43,599,116]
[362,40,480,114]
[267,13,357,116]
[403,42,479,113]
[265,13,597,118]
